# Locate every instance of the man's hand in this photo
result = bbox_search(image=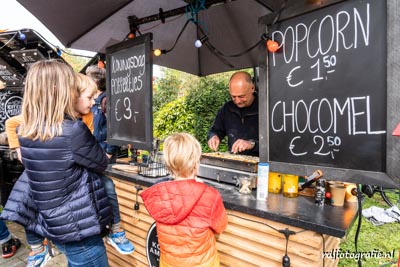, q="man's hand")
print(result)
[231,139,254,154]
[208,135,220,151]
